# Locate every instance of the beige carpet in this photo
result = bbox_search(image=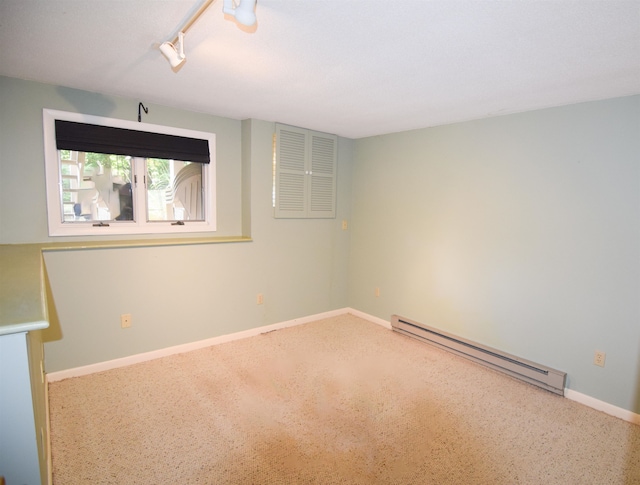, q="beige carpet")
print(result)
[48,314,640,484]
